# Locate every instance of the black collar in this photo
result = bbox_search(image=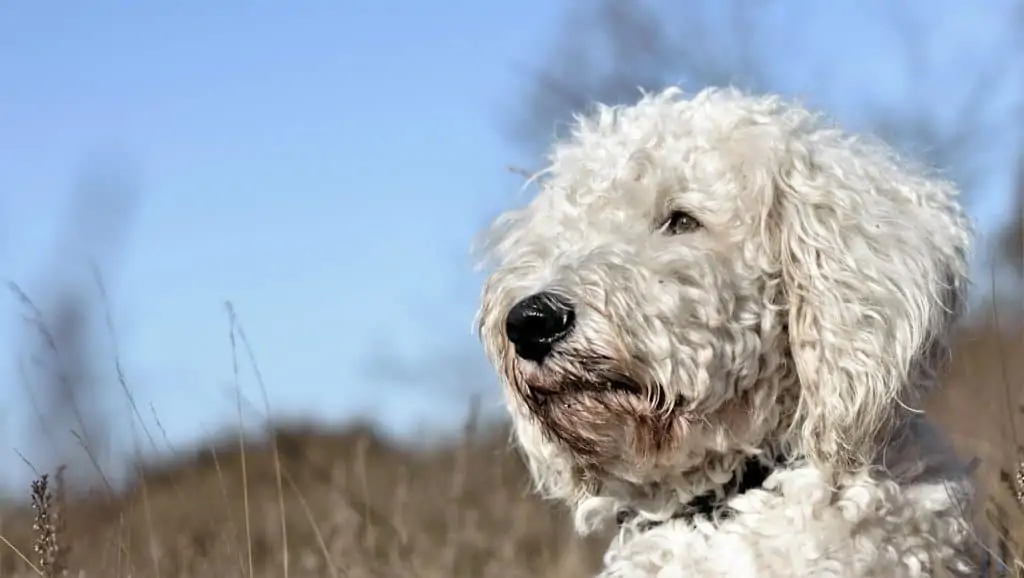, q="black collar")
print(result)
[615,454,782,532]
